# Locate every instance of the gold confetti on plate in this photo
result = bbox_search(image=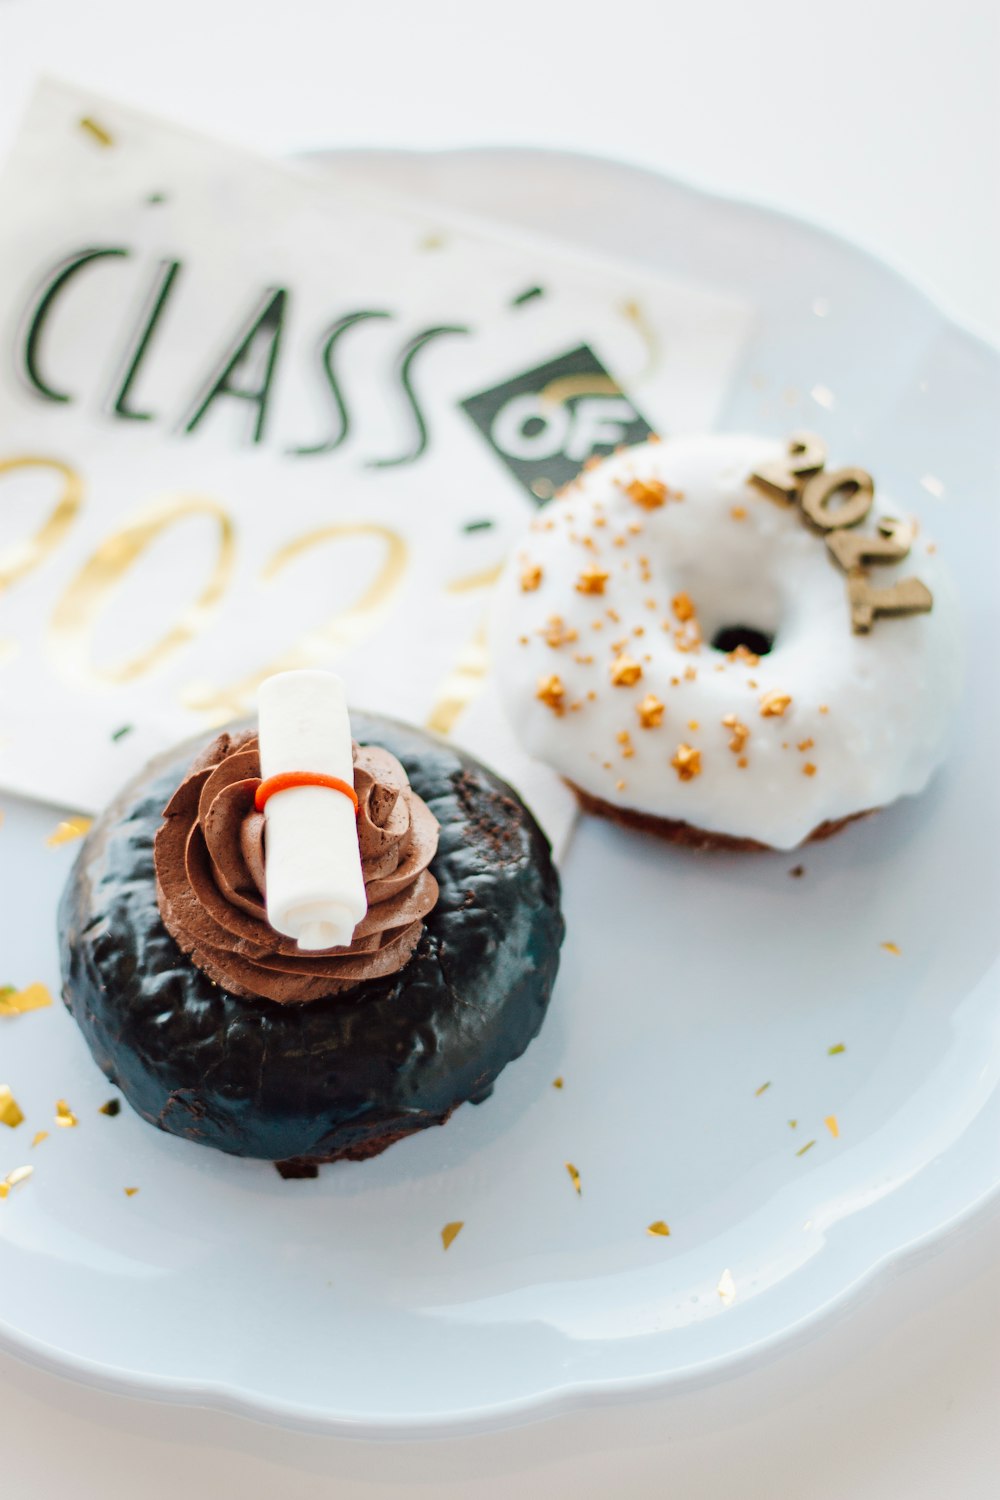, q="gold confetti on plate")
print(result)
[0,1085,24,1128]
[440,1220,464,1250]
[99,1098,121,1117]
[124,1187,140,1198]
[0,1164,33,1199]
[552,1076,564,1090]
[717,1268,736,1305]
[79,116,114,147]
[796,1139,817,1157]
[31,1130,48,1148]
[824,1115,840,1138]
[827,1043,846,1056]
[46,816,92,848]
[881,941,901,956]
[55,1099,78,1128]
[0,982,53,1016]
[565,1162,582,1195]
[647,1220,671,1238]
[754,1081,772,1097]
